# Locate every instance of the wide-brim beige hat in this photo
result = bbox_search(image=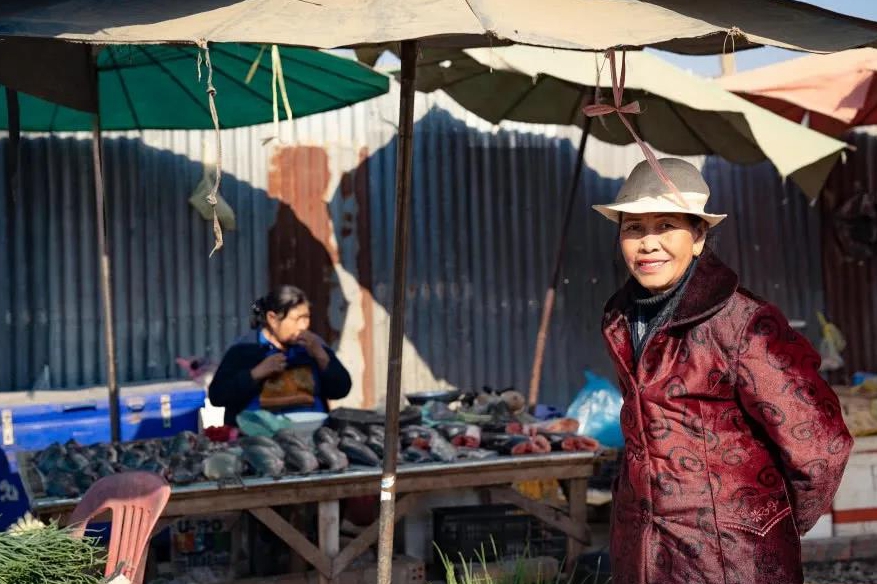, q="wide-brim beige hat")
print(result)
[593,158,727,227]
